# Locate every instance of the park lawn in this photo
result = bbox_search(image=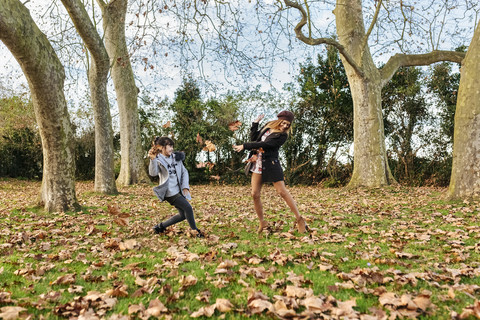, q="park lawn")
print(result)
[0,179,479,319]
